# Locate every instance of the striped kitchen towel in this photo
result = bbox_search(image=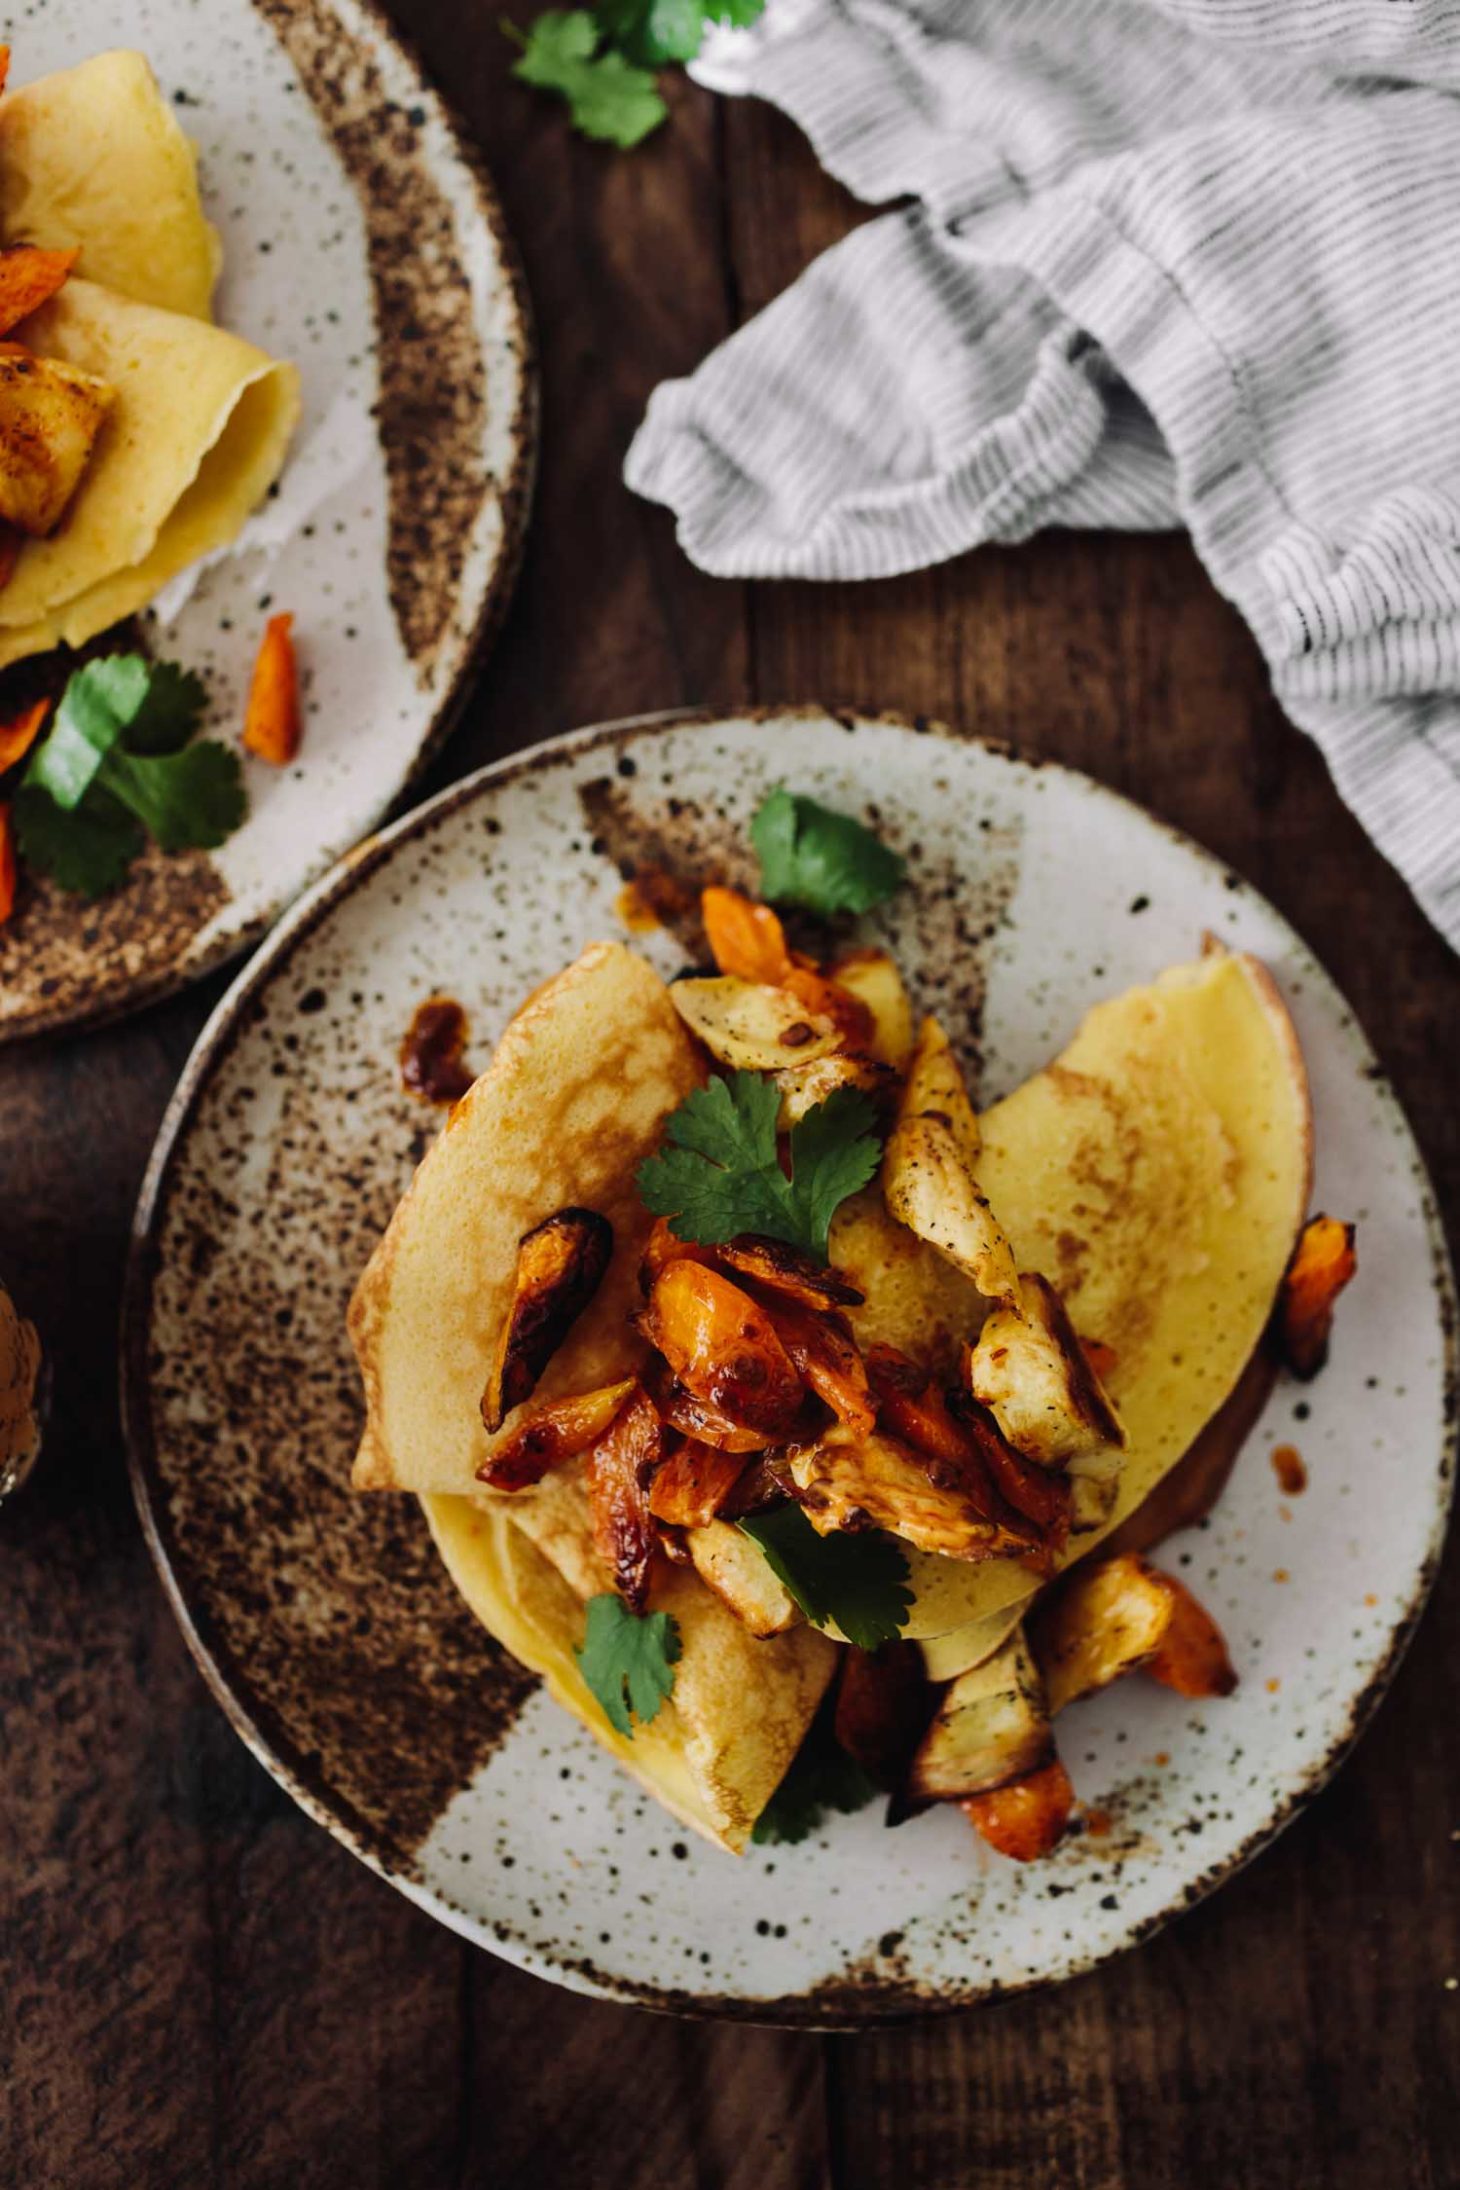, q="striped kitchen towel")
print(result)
[625,0,1460,951]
